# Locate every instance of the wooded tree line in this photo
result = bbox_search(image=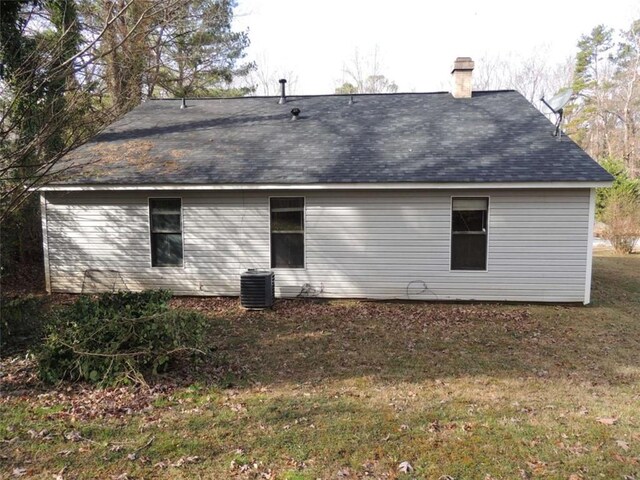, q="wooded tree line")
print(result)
[569,22,640,178]
[0,0,252,278]
[476,19,640,179]
[0,0,252,213]
[334,47,399,95]
[571,21,640,253]
[475,19,640,252]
